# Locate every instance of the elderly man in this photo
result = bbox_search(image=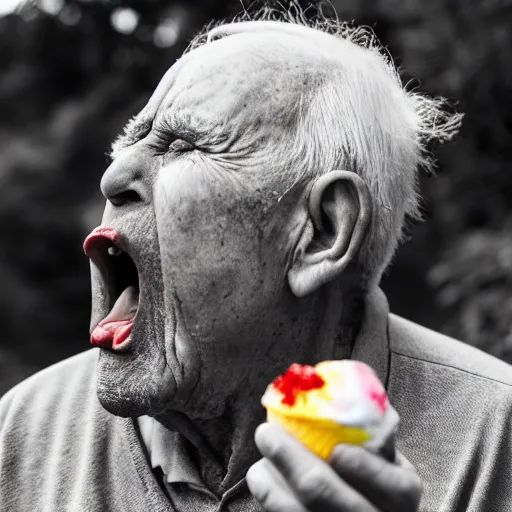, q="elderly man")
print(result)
[1,8,512,512]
